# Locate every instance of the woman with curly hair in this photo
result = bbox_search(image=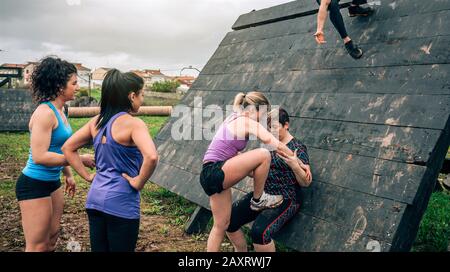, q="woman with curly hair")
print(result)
[16,56,95,252]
